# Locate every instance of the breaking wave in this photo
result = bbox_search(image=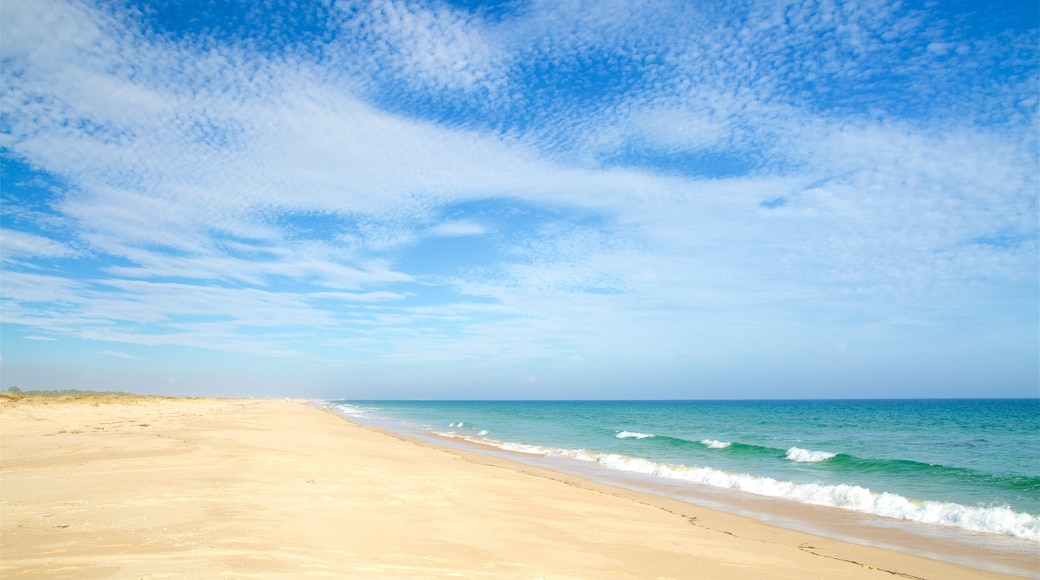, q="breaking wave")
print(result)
[786,446,837,463]
[701,439,732,449]
[616,431,654,439]
[432,432,1040,541]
